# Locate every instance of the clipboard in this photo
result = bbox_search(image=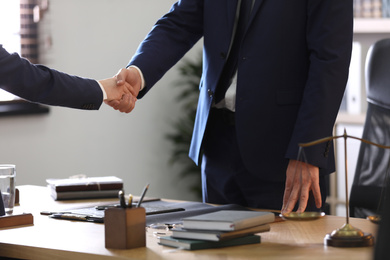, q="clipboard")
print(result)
[41,201,185,223]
